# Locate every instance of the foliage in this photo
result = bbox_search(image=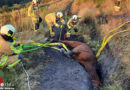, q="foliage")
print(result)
[2,5,10,12]
[100,84,123,90]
